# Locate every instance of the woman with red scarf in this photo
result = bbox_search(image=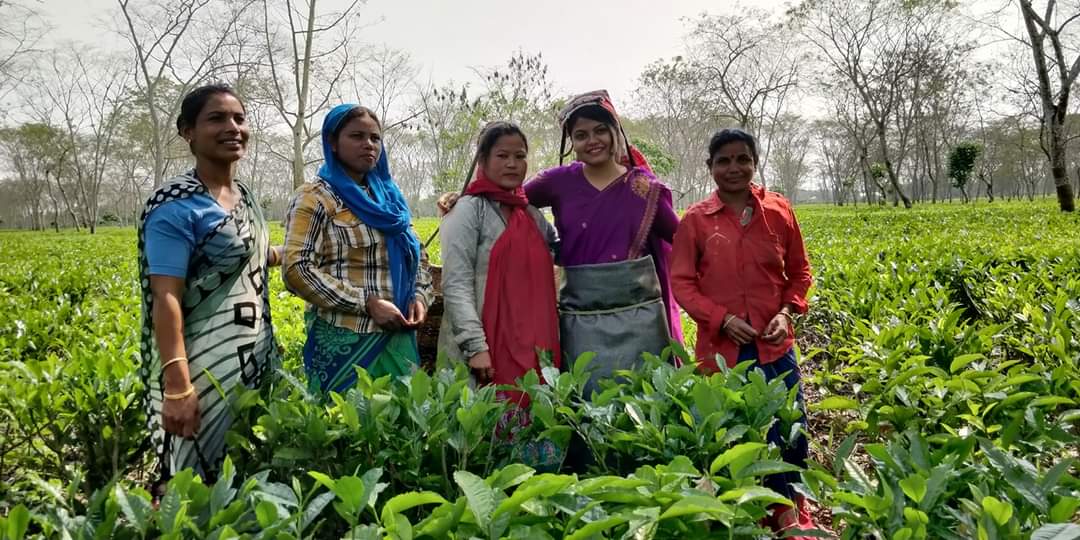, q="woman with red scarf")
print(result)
[438,122,561,406]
